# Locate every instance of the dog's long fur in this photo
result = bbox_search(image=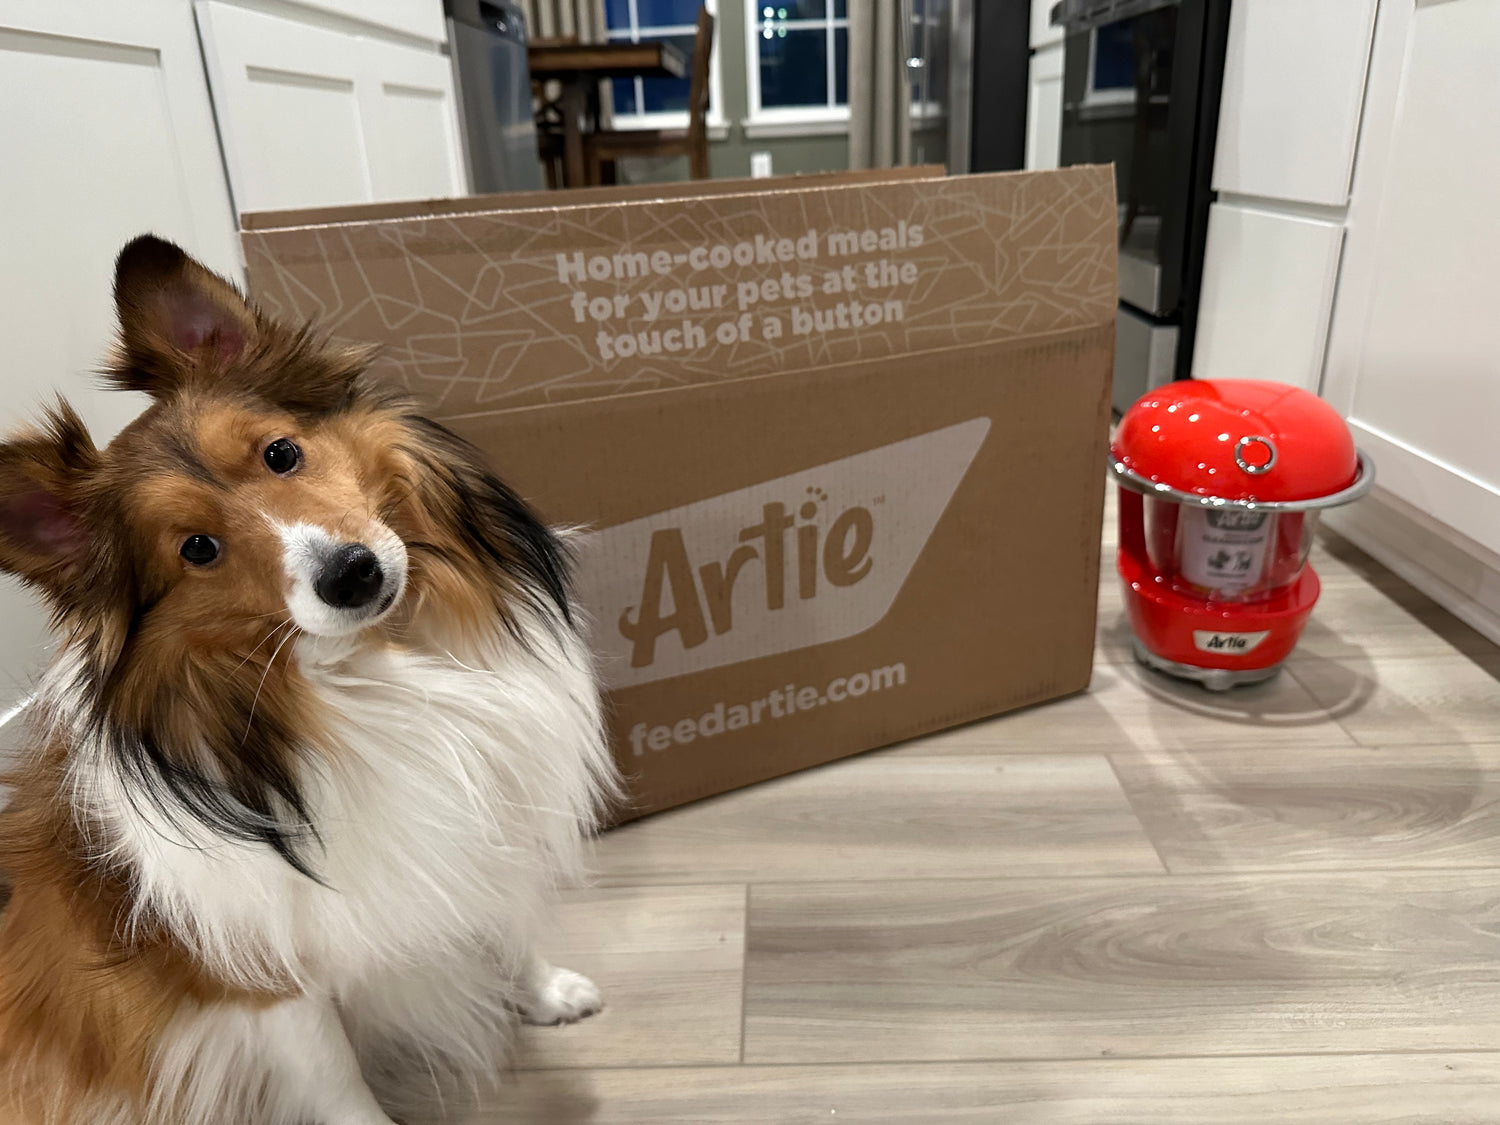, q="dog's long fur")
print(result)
[0,236,617,1124]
